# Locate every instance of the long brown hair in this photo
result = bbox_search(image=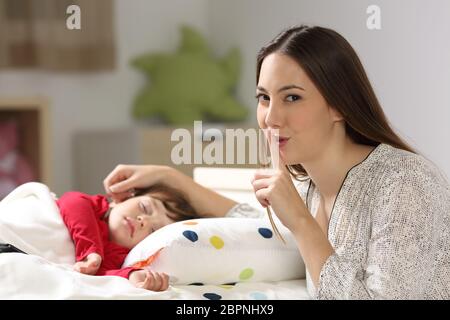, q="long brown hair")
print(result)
[134,184,198,222]
[256,25,414,179]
